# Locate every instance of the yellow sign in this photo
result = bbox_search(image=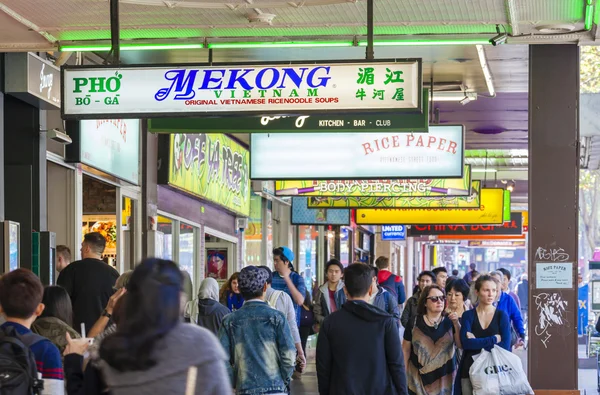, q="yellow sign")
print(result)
[308,181,481,209]
[275,165,472,197]
[169,134,250,216]
[356,188,505,225]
